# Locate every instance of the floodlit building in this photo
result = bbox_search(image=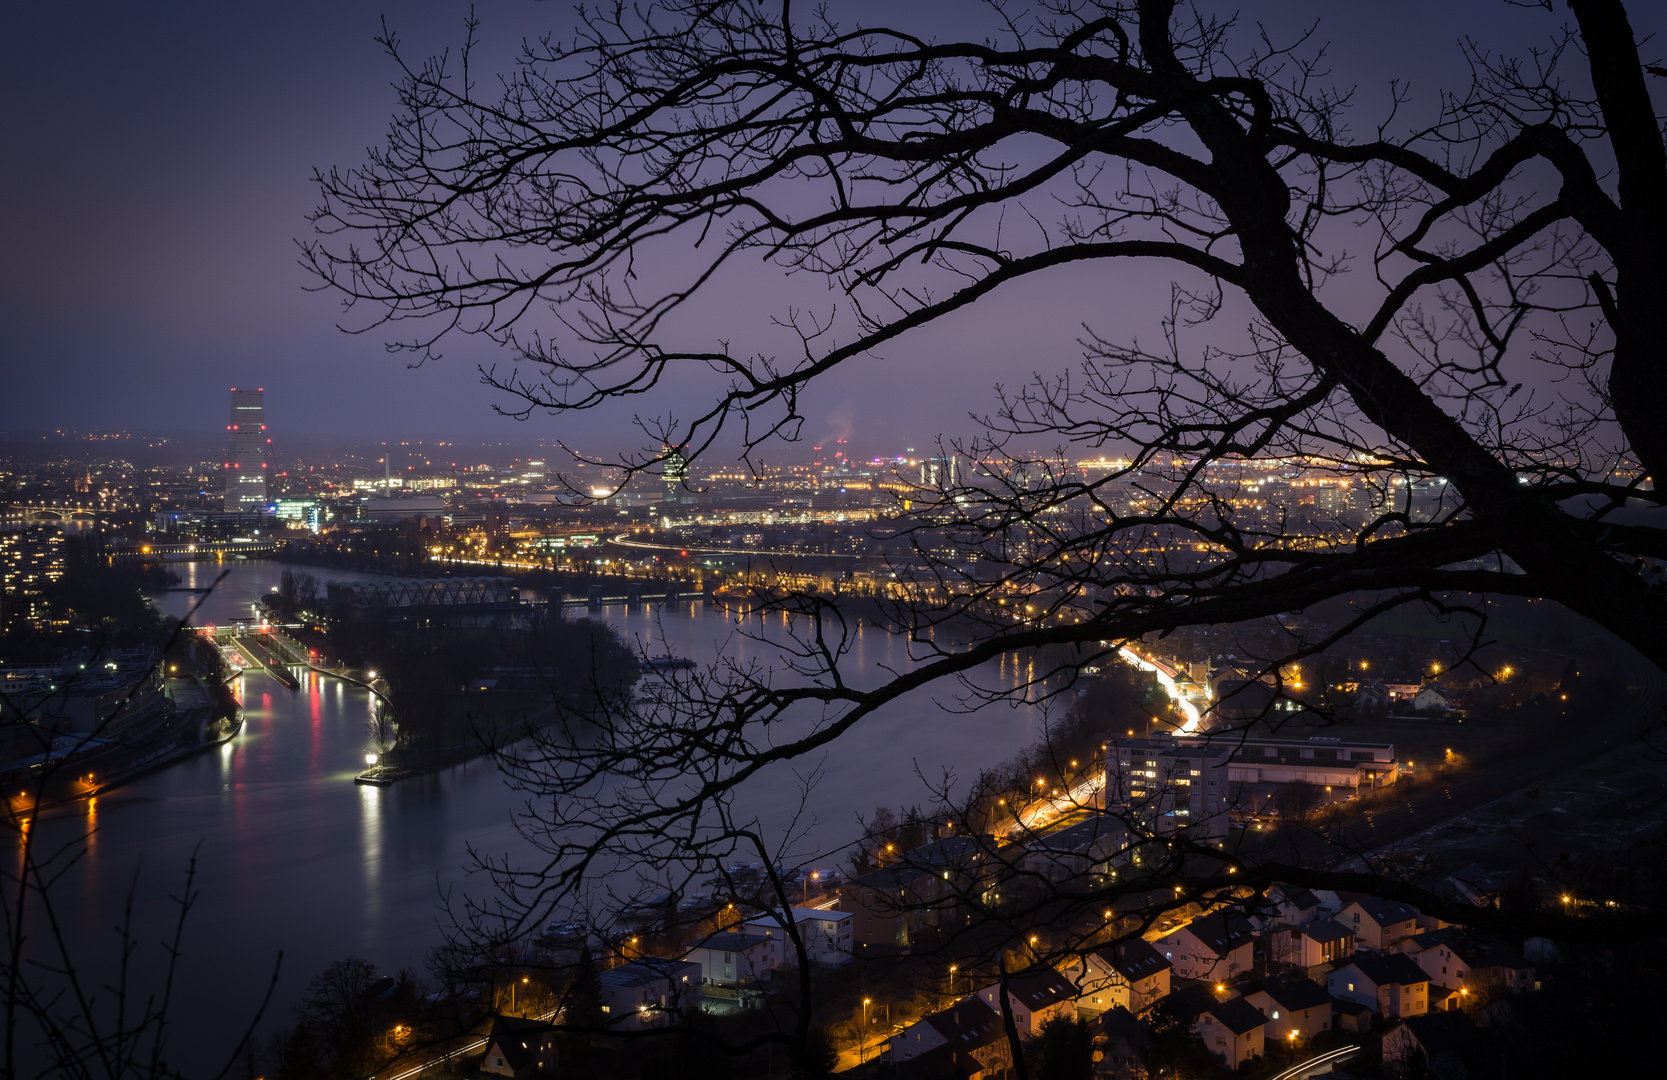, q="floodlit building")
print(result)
[223,388,269,512]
